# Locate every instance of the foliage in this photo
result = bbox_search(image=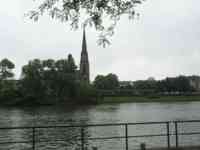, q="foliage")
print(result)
[94,73,119,89]
[0,58,15,80]
[134,80,157,90]
[120,76,194,94]
[0,80,21,103]
[76,81,98,103]
[133,79,157,95]
[27,0,143,46]
[98,76,196,96]
[20,59,46,101]
[157,76,194,93]
[0,56,99,105]
[20,54,78,103]
[0,59,21,103]
[0,57,199,105]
